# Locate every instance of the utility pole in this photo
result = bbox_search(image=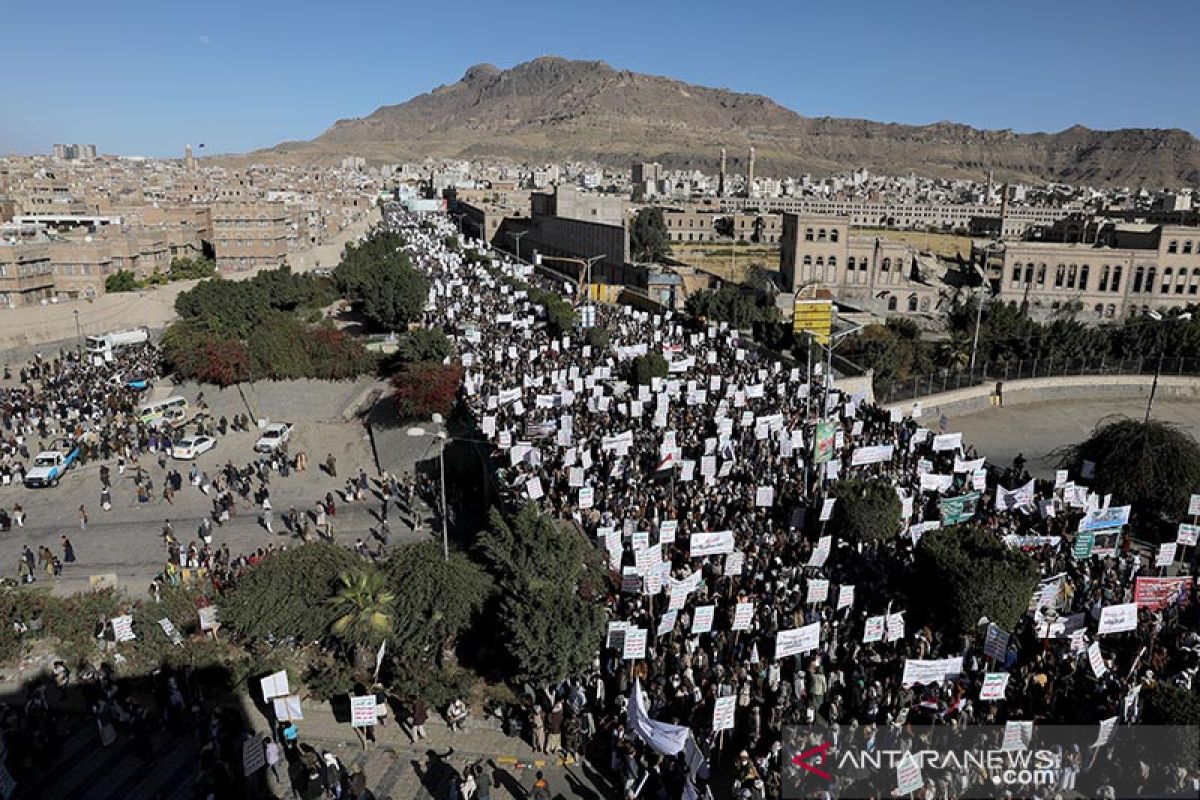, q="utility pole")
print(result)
[73,309,82,348]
